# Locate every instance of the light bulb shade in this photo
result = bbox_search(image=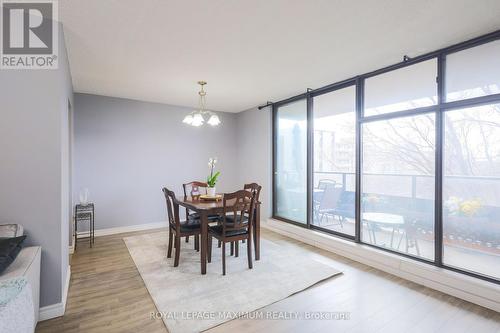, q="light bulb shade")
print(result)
[191,113,205,126]
[207,114,221,126]
[182,114,193,124]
